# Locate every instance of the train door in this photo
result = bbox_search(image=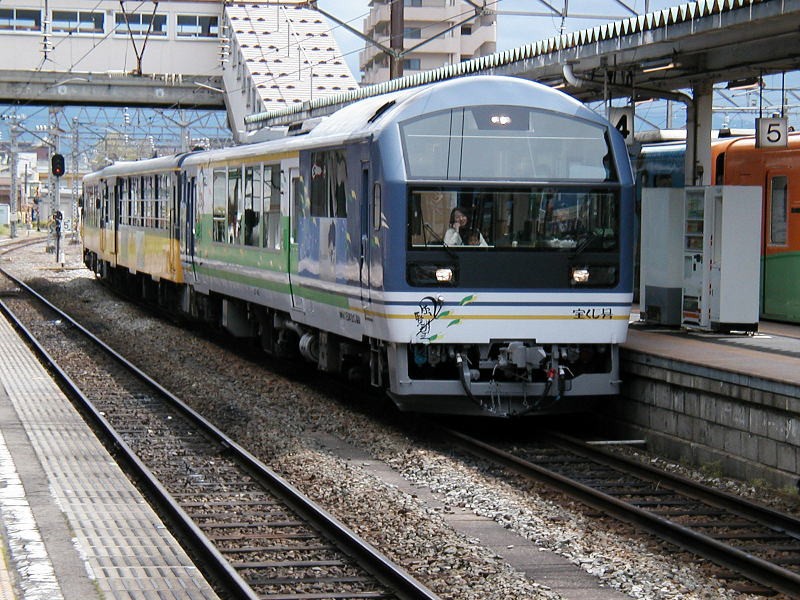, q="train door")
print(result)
[359,161,373,311]
[762,171,790,319]
[99,178,117,260]
[179,171,196,266]
[286,160,303,310]
[99,181,109,255]
[169,172,179,275]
